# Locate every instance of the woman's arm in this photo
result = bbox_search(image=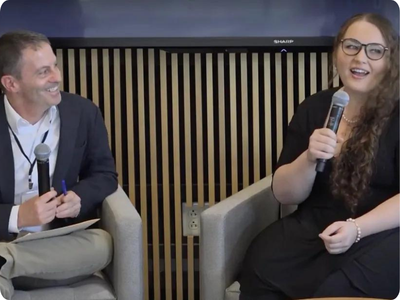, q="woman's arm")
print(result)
[356,193,399,238]
[273,128,340,205]
[272,151,318,205]
[320,194,399,254]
